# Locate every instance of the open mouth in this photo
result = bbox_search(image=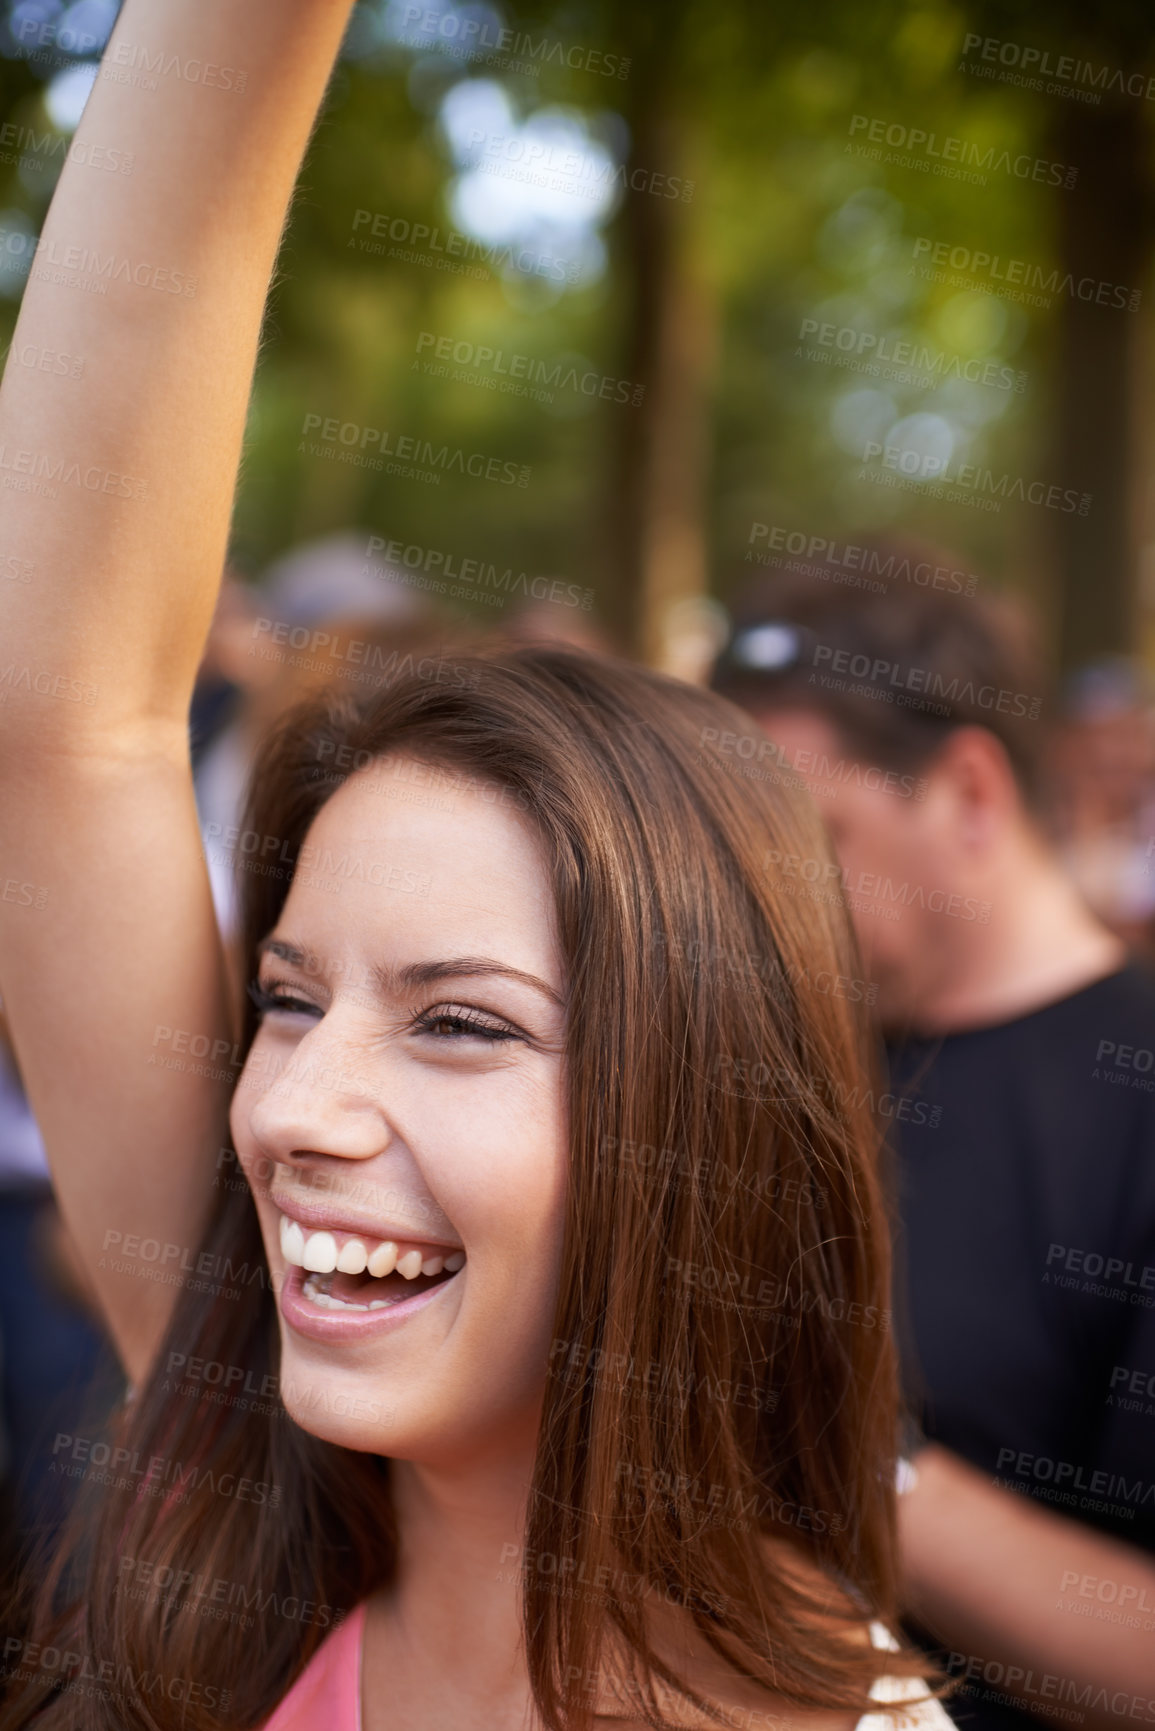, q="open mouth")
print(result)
[279,1213,465,1313]
[300,1265,458,1311]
